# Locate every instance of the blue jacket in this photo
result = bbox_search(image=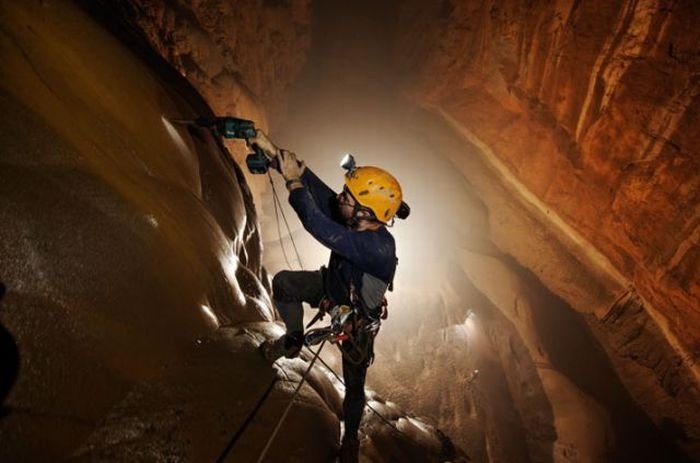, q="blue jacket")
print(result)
[288,168,397,310]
